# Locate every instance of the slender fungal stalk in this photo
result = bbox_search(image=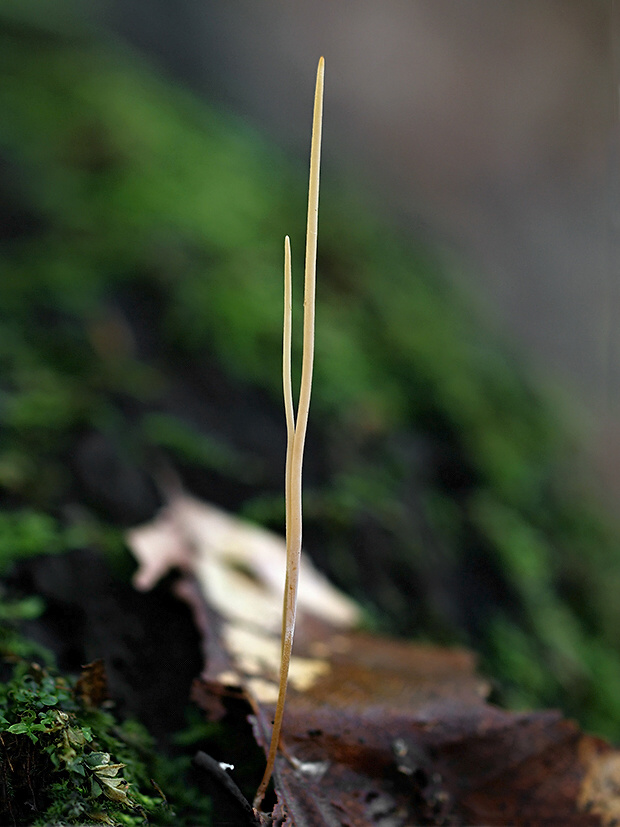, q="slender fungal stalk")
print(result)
[253,56,324,811]
[282,235,295,570]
